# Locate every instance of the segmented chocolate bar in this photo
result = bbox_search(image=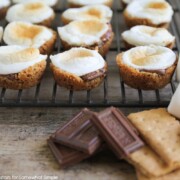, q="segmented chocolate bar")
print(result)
[54,108,103,155]
[80,67,106,81]
[47,137,89,168]
[91,107,144,158]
